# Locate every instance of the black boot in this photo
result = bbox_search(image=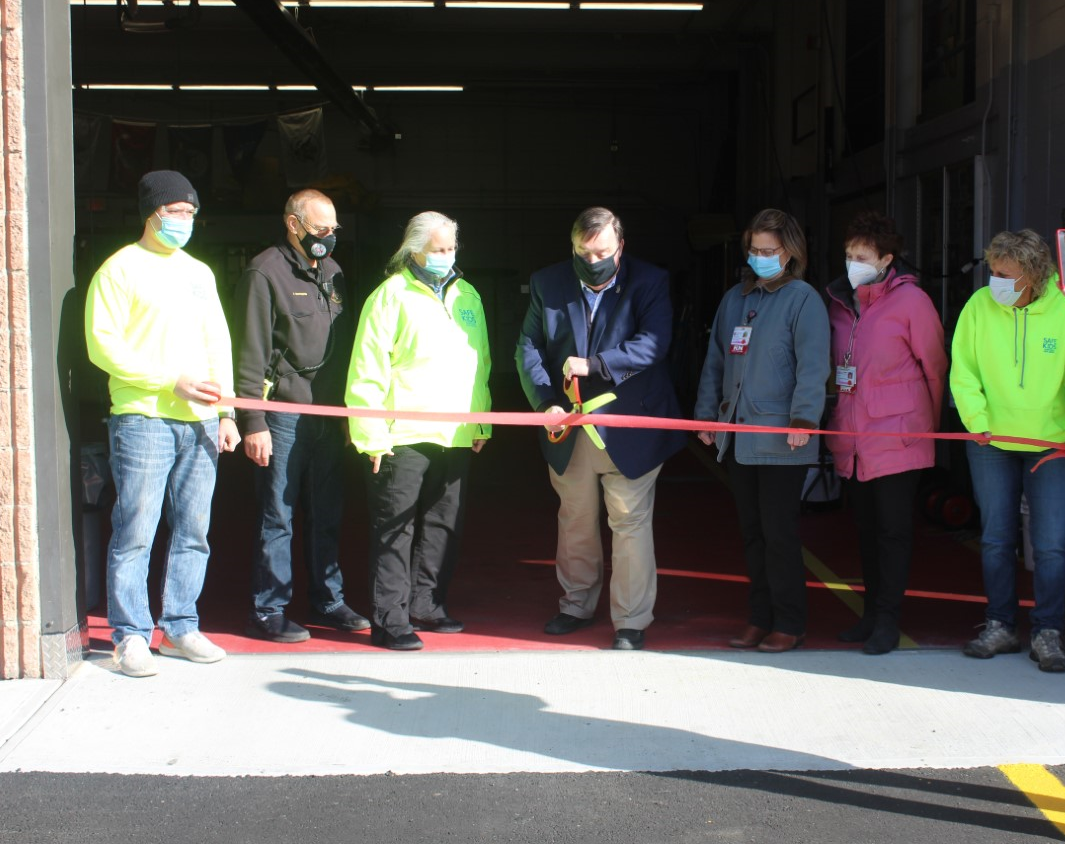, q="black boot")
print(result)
[837,616,875,643]
[863,617,900,655]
